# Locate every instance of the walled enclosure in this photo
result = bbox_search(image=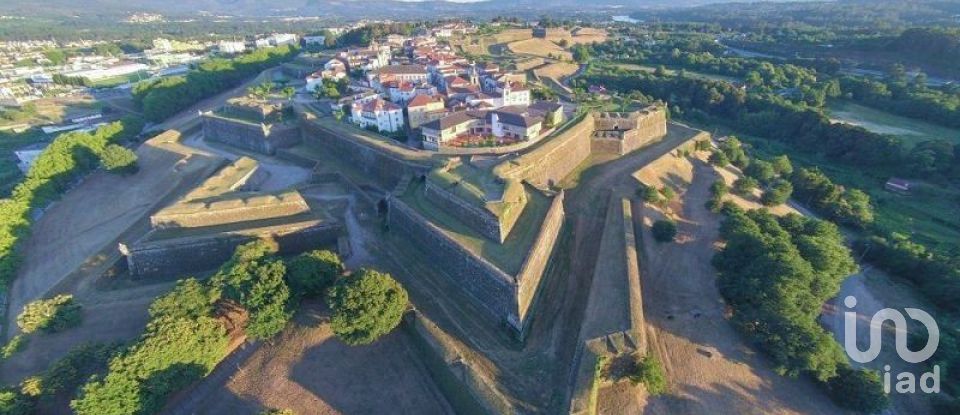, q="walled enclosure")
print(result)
[299,113,433,189]
[297,106,666,337]
[123,157,341,278]
[203,114,301,155]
